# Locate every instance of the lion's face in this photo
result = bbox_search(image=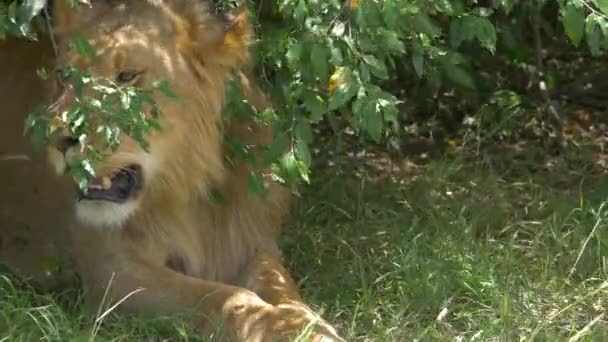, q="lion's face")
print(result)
[47,0,252,229]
